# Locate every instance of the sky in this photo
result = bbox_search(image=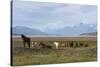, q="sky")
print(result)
[12,0,97,31]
